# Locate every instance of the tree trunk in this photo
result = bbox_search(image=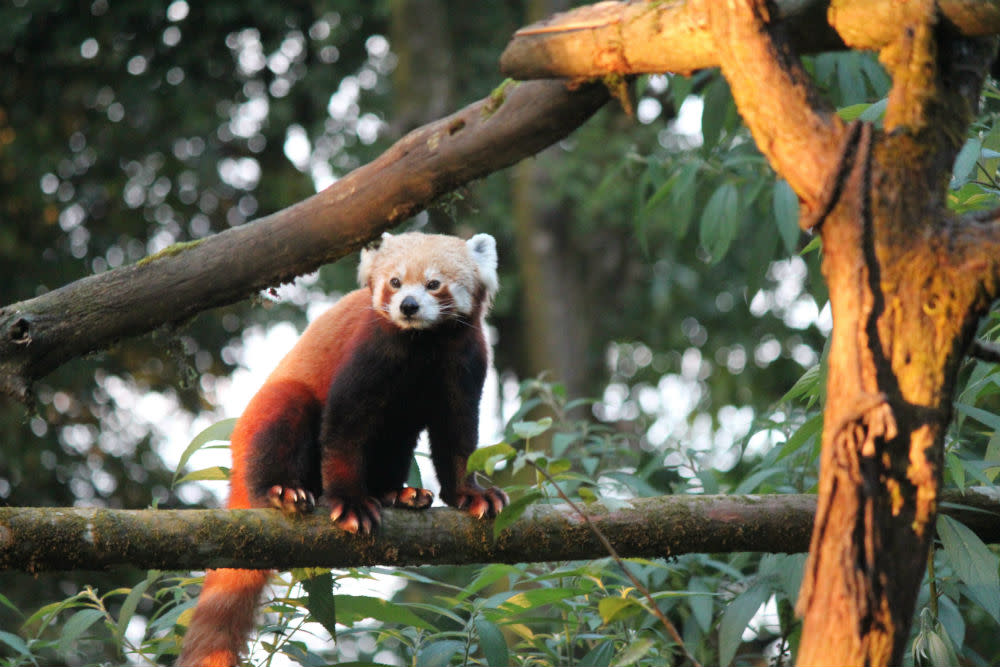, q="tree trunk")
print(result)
[796,18,998,664]
[498,1,1000,664]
